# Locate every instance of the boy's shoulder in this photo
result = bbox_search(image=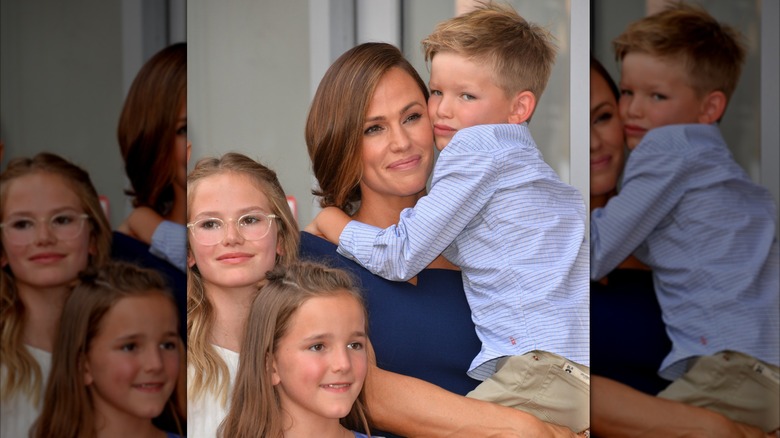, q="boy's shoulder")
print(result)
[635,123,726,155]
[447,123,537,153]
